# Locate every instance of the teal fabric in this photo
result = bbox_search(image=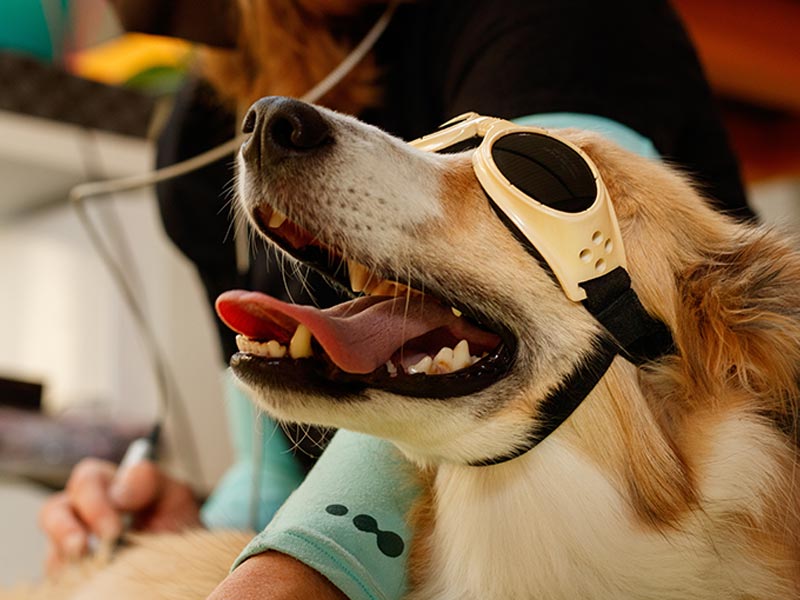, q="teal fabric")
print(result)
[234,431,418,600]
[200,372,305,531]
[514,112,660,159]
[0,0,69,61]
[227,113,658,599]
